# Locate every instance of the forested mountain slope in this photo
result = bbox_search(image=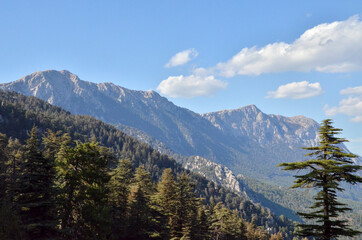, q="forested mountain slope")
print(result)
[0,90,295,238]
